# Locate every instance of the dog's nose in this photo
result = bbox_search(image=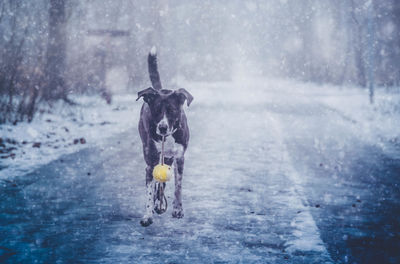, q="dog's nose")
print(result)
[158,124,168,135]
